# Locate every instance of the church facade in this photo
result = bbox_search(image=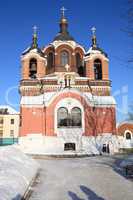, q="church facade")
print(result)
[19,11,117,154]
